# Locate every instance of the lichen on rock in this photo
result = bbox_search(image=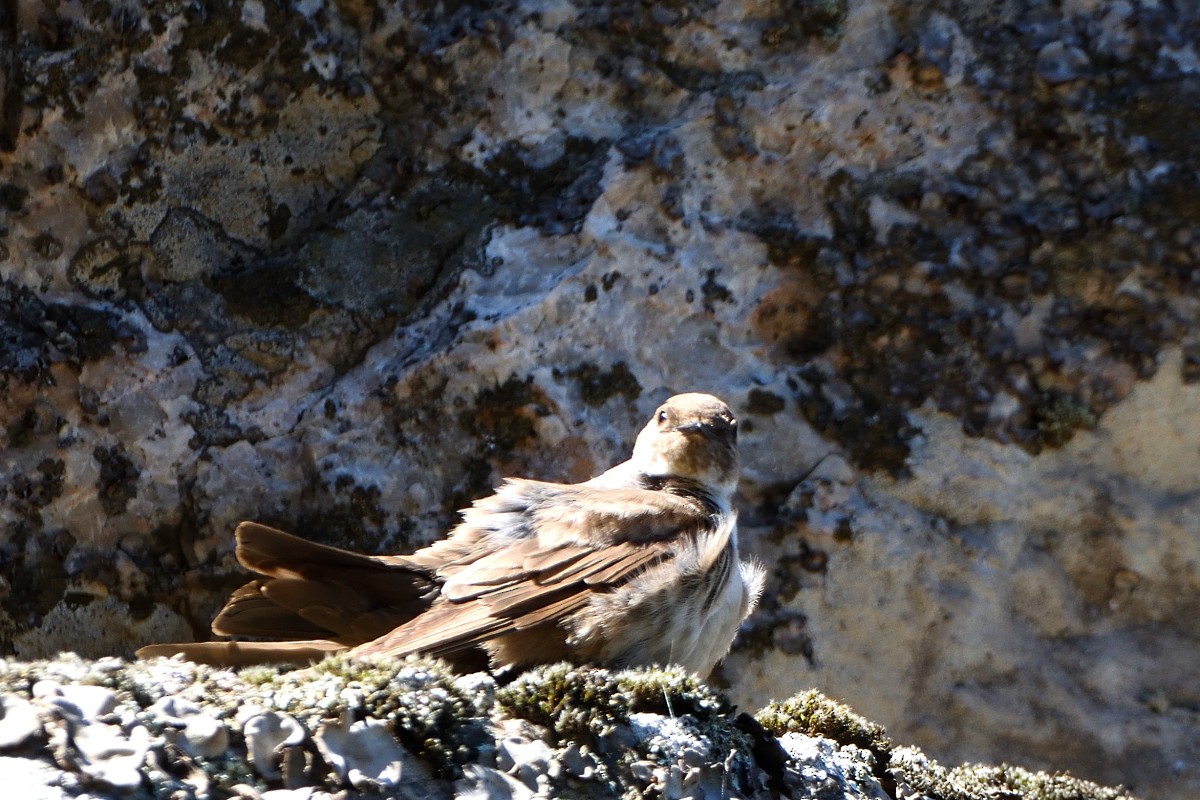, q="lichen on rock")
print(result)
[0,655,1139,799]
